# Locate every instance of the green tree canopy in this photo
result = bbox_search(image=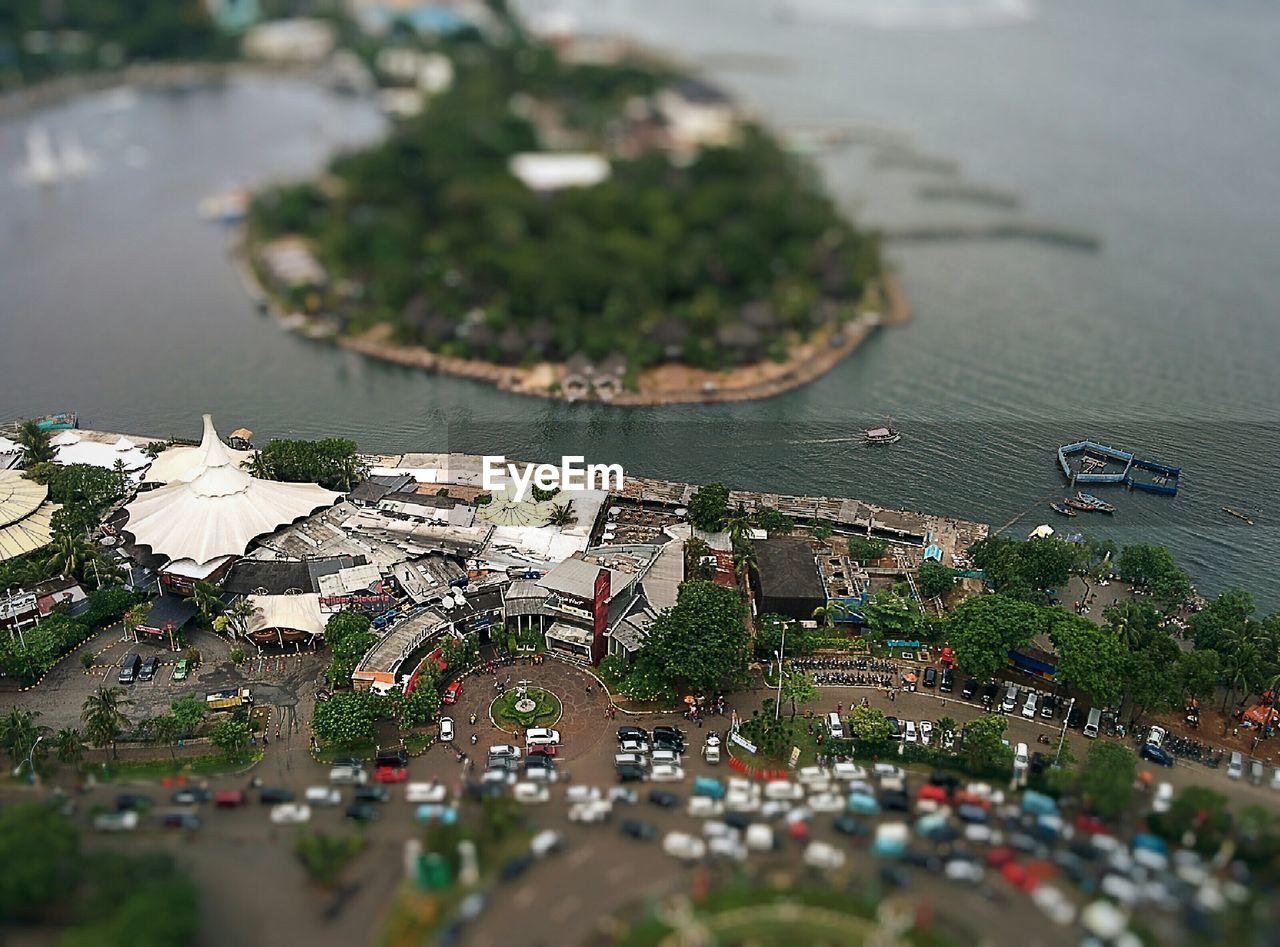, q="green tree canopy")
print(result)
[253,438,367,490]
[860,590,921,640]
[1116,544,1191,606]
[1047,610,1126,706]
[962,713,1013,773]
[688,483,730,532]
[313,692,380,748]
[209,716,251,759]
[81,685,132,758]
[636,579,749,694]
[325,611,377,686]
[780,669,818,719]
[0,803,79,921]
[1077,740,1136,818]
[847,705,892,745]
[917,561,956,599]
[944,594,1039,681]
[753,614,816,660]
[845,535,888,563]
